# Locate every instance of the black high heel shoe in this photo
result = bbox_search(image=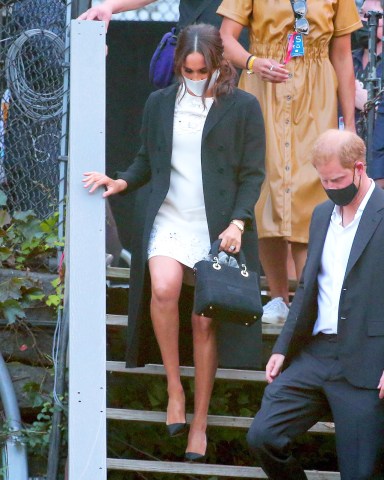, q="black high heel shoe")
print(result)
[166,421,187,437]
[184,451,207,463]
